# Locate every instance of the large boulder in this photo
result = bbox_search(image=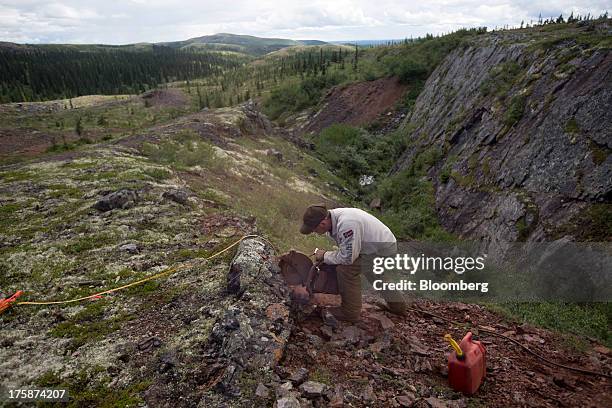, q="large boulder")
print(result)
[92,189,138,212]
